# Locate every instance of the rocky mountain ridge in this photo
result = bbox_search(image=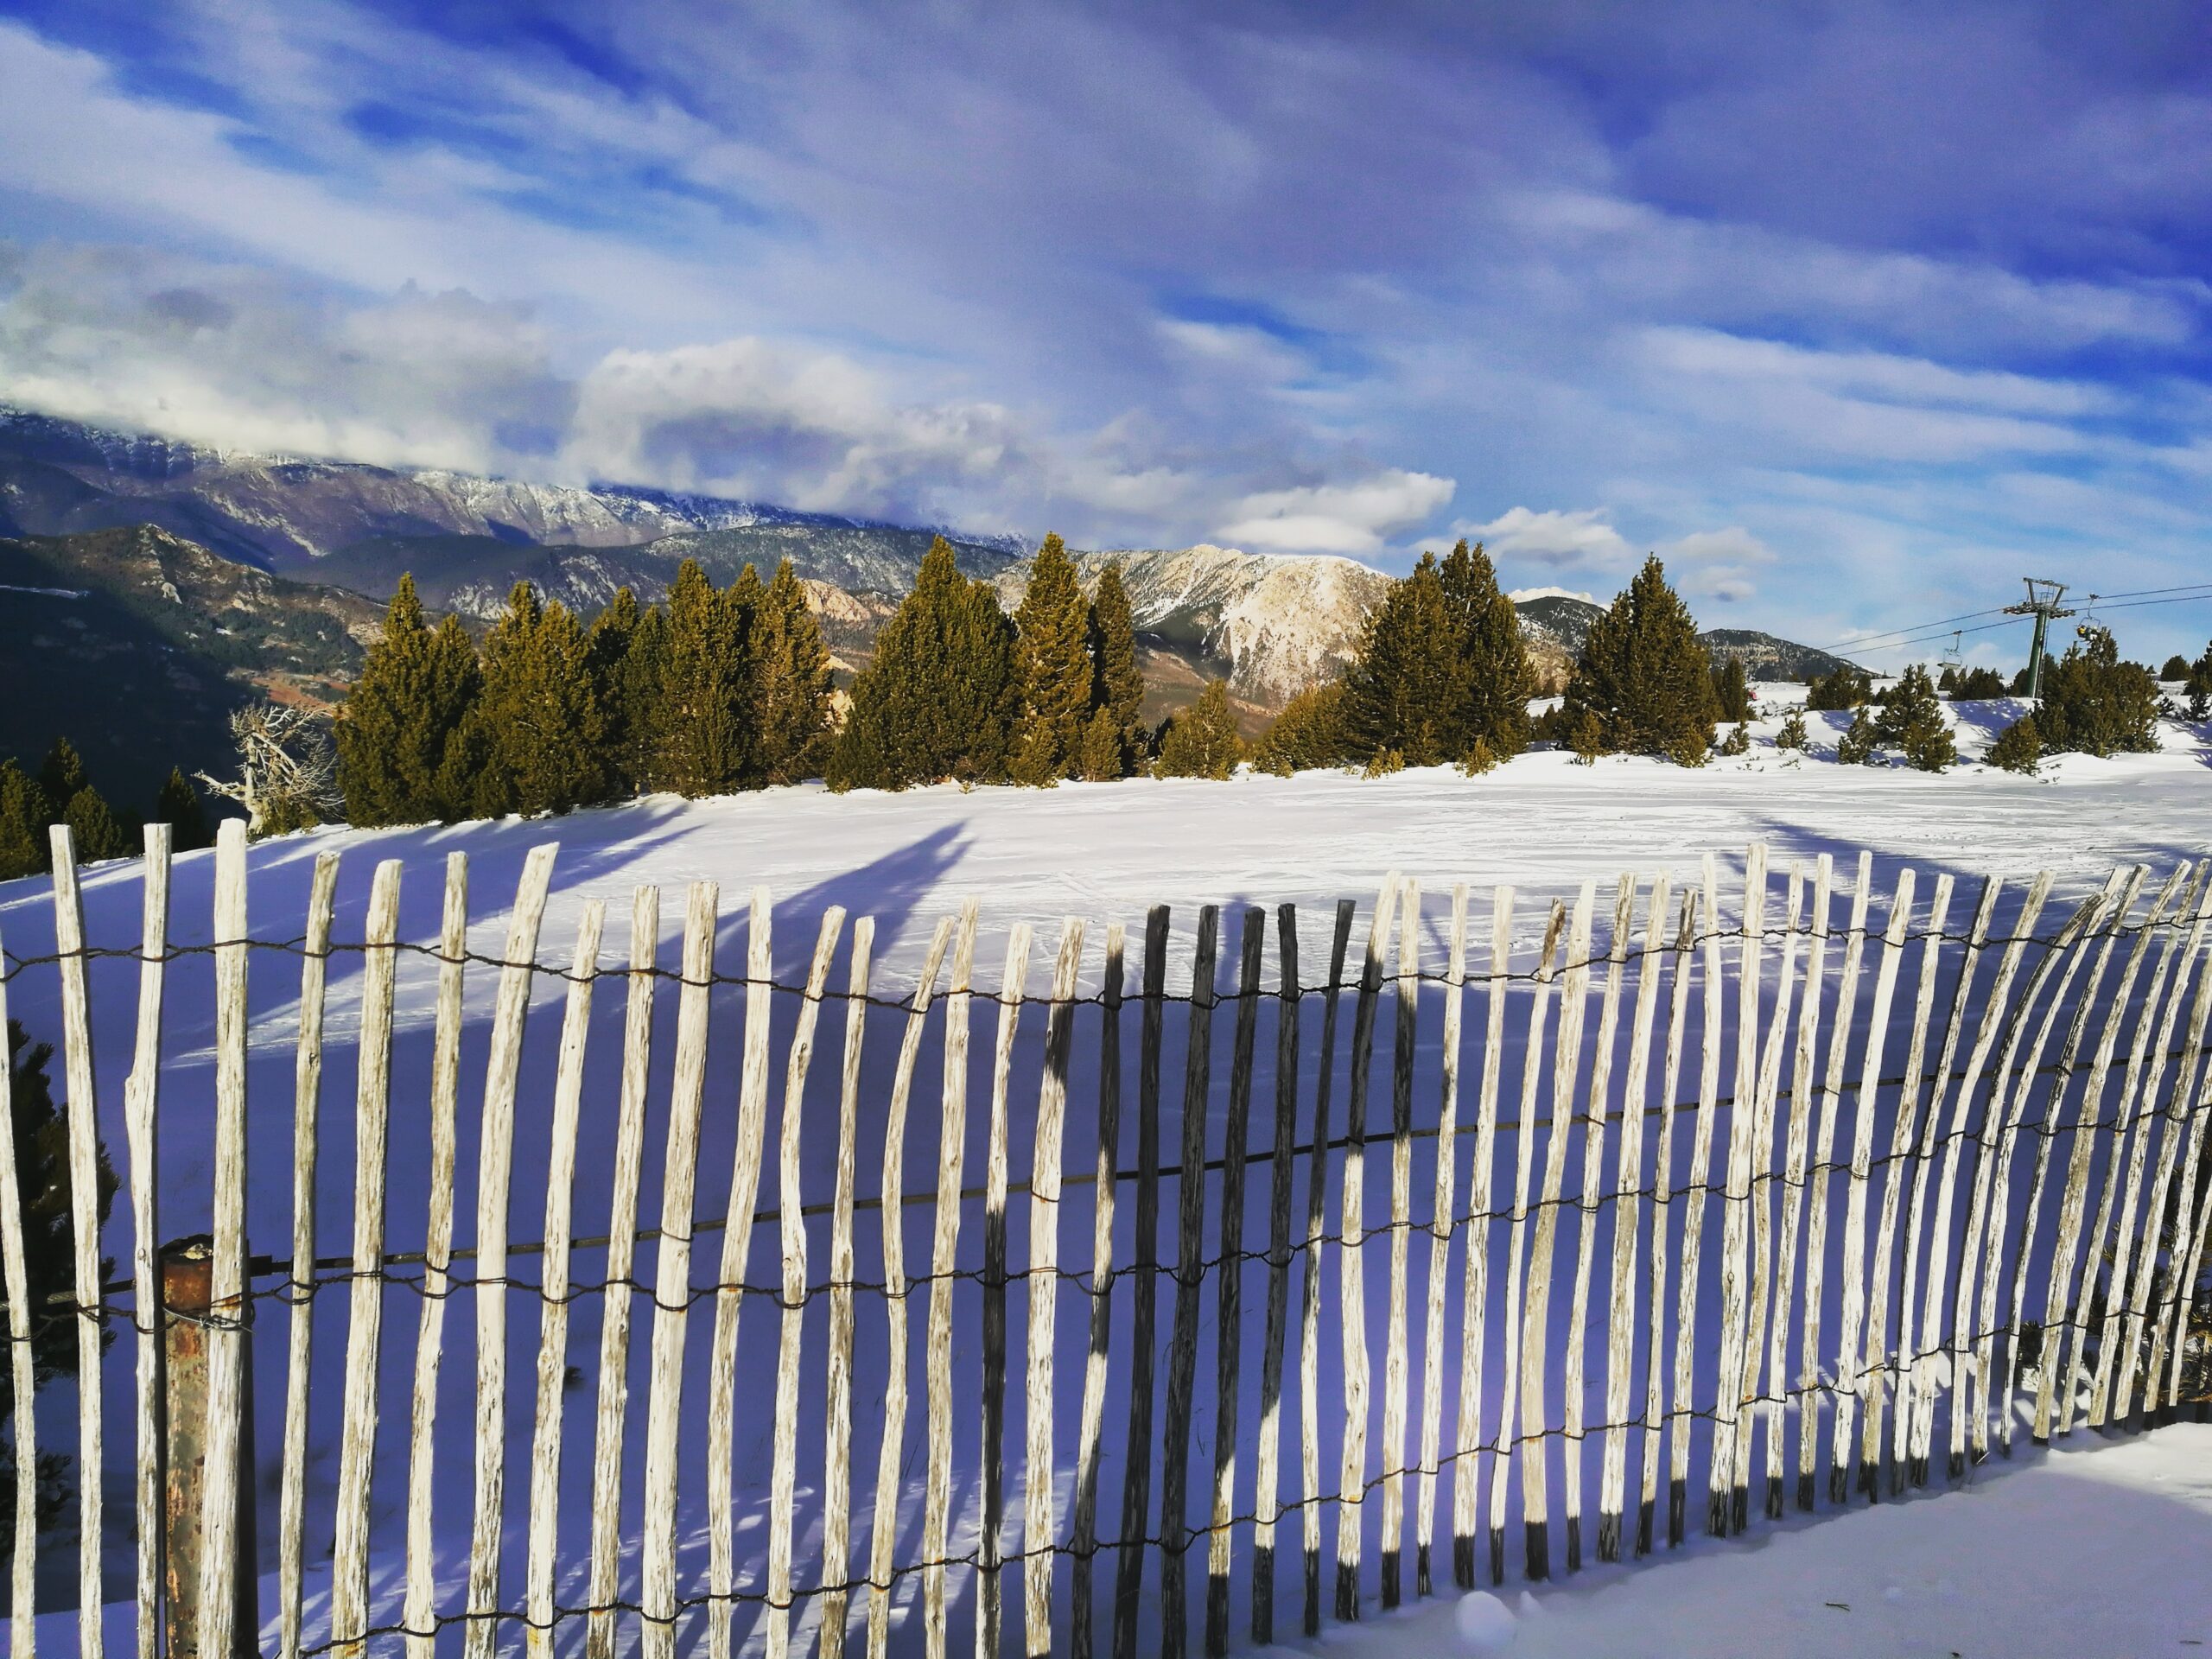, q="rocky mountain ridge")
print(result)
[0,408,1854,715]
